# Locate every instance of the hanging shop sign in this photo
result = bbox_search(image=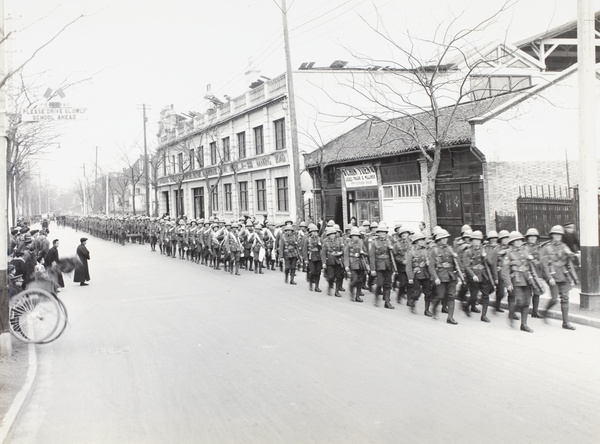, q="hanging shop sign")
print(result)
[341,165,378,188]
